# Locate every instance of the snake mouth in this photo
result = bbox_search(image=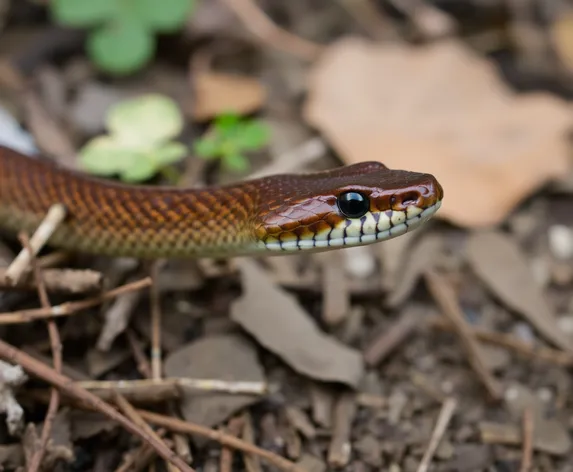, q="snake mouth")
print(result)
[260,200,441,252]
